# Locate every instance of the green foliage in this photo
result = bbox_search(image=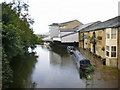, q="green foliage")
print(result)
[10,53,38,88]
[103,65,117,70]
[80,35,84,41]
[89,37,94,42]
[2,49,13,88]
[89,37,96,45]
[86,65,95,73]
[3,24,24,58]
[101,46,105,51]
[37,37,44,45]
[2,2,38,88]
[97,36,102,40]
